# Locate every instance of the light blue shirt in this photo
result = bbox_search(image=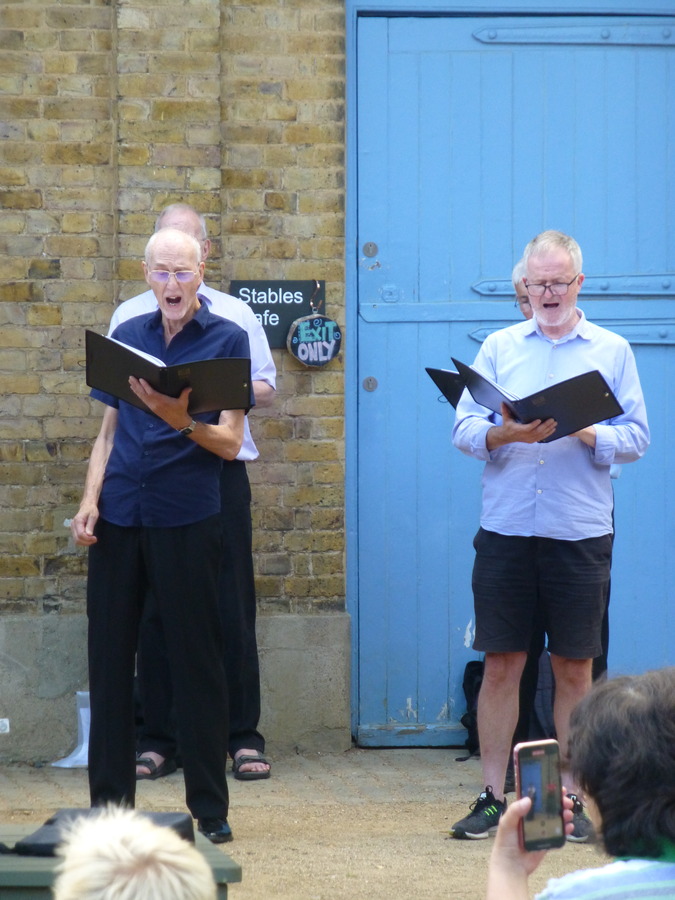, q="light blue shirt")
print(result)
[452,309,649,541]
